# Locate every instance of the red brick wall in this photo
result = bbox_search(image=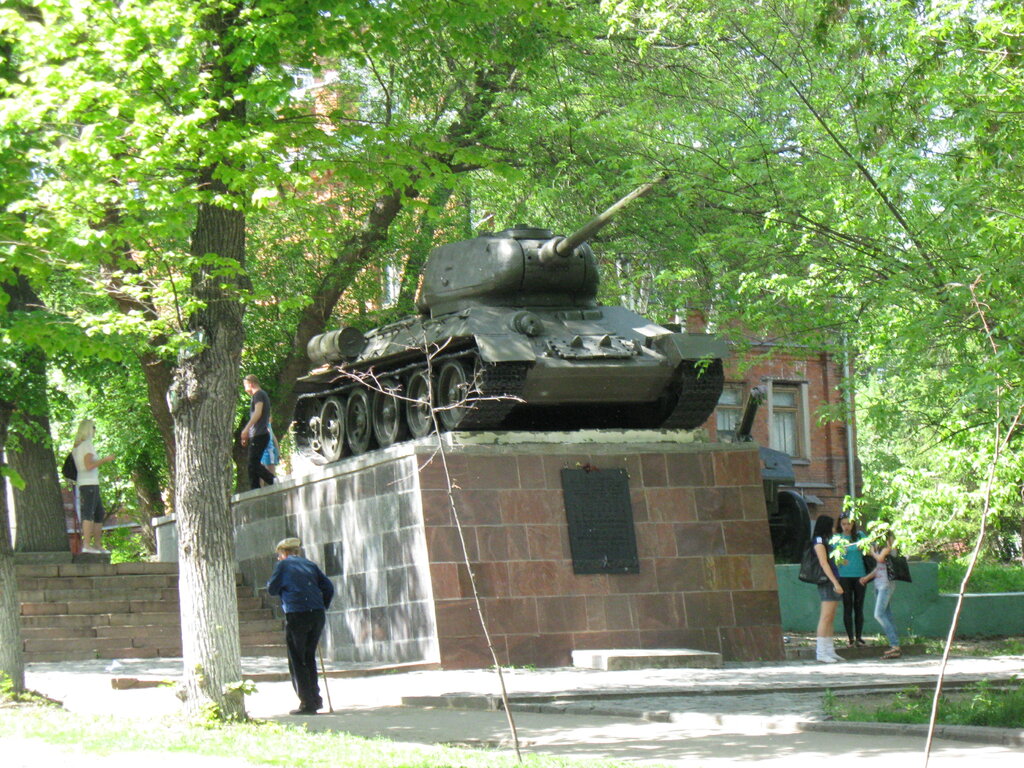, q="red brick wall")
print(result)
[711,348,860,519]
[416,441,785,668]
